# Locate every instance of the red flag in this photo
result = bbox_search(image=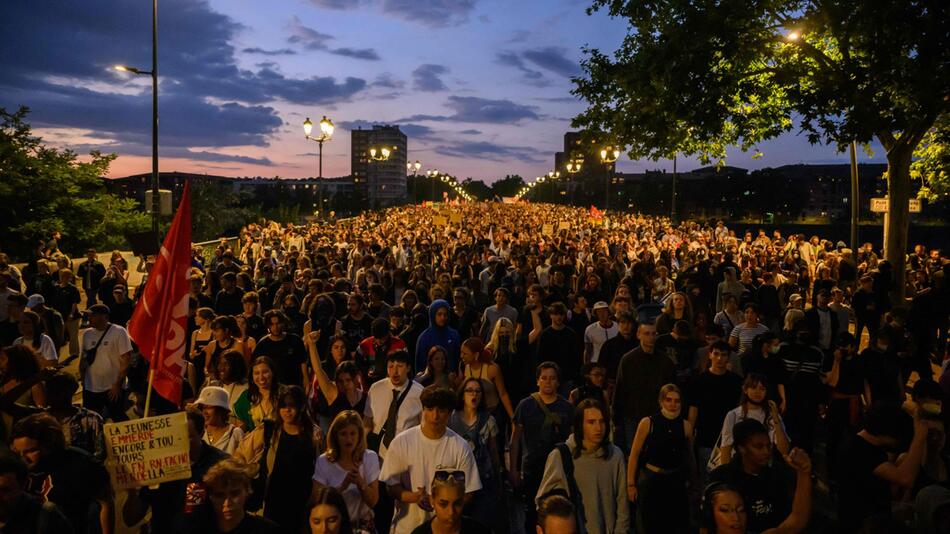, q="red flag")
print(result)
[129,181,192,406]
